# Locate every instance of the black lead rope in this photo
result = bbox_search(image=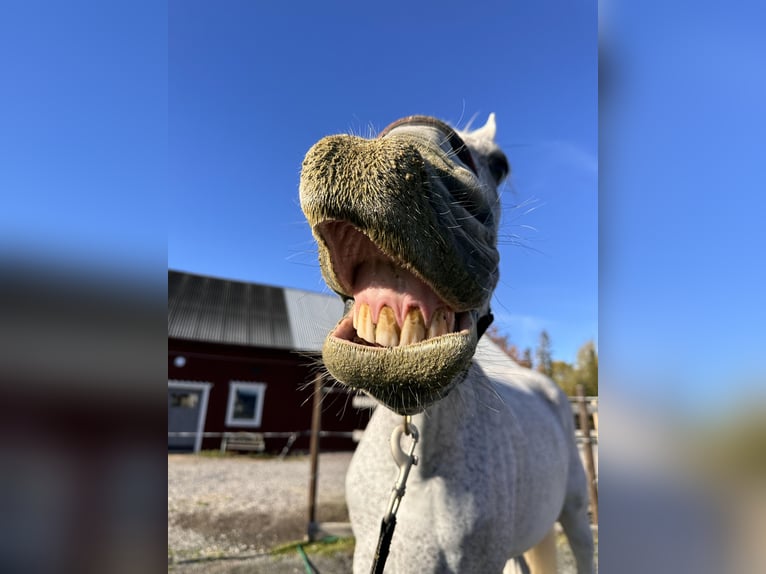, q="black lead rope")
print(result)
[370,516,397,574]
[366,313,492,574]
[369,419,419,574]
